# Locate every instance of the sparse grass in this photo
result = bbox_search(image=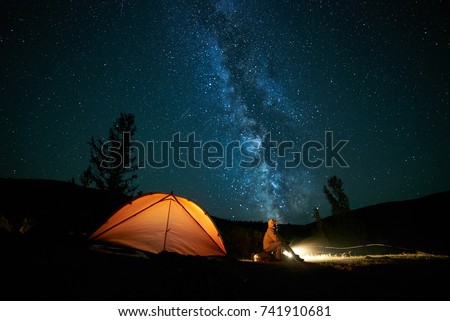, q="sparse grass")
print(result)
[303,252,449,270]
